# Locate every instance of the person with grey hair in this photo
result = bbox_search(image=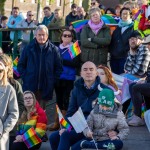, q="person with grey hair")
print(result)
[80,7,111,66]
[18,25,63,110]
